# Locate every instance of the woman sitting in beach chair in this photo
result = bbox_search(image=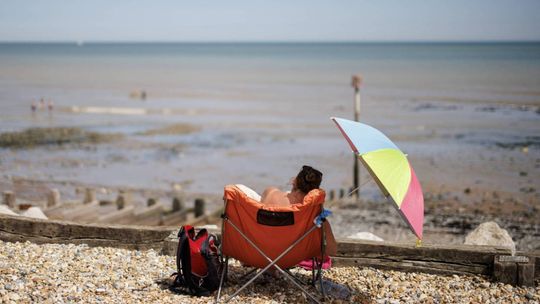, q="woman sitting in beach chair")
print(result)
[217,165,337,303]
